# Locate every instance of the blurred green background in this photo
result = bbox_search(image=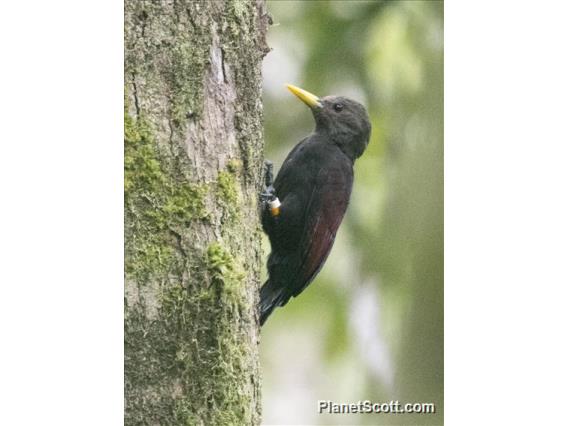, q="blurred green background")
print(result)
[260,1,443,425]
